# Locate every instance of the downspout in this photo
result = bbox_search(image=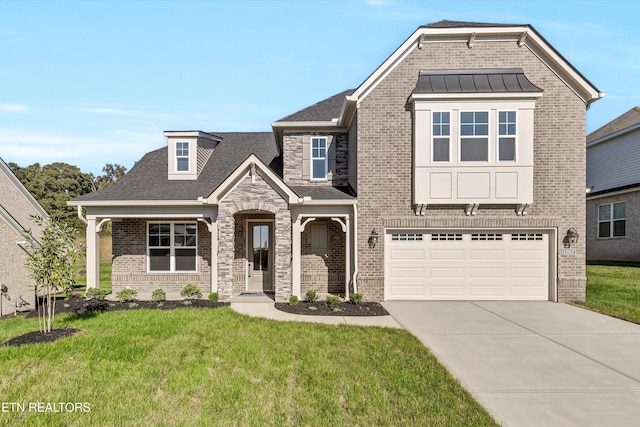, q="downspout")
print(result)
[77,205,88,225]
[352,203,358,294]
